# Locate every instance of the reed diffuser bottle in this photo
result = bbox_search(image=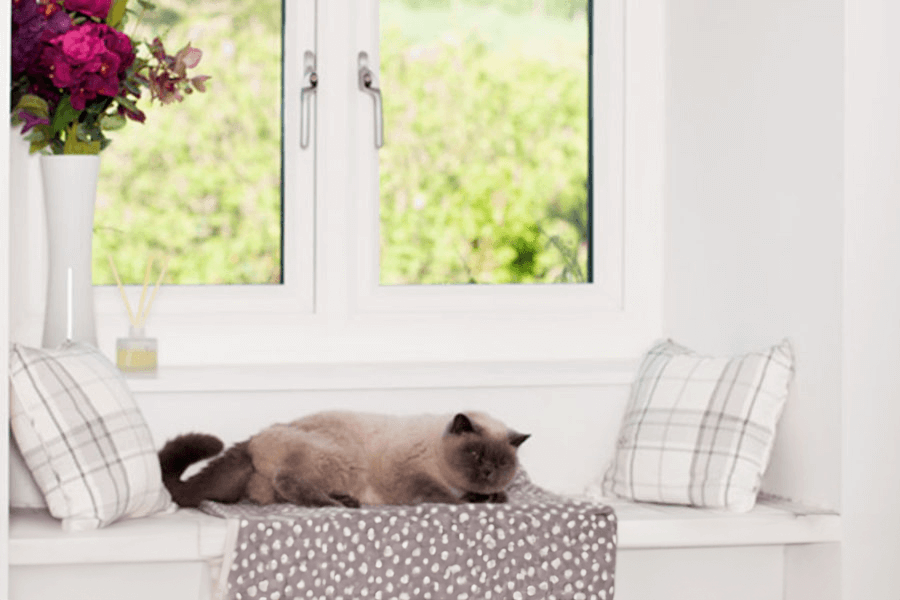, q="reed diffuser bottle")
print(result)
[108,255,168,376]
[117,327,158,374]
